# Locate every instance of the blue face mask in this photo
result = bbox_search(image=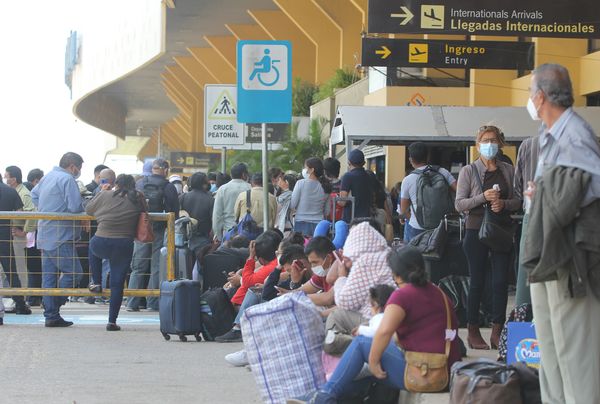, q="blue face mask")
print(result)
[210,183,217,193]
[479,143,499,160]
